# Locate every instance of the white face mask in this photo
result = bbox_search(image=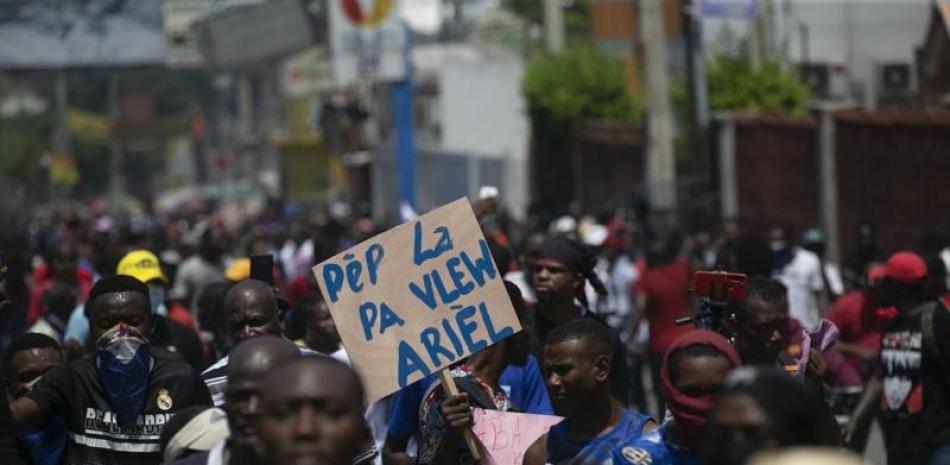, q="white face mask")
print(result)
[14,376,42,398]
